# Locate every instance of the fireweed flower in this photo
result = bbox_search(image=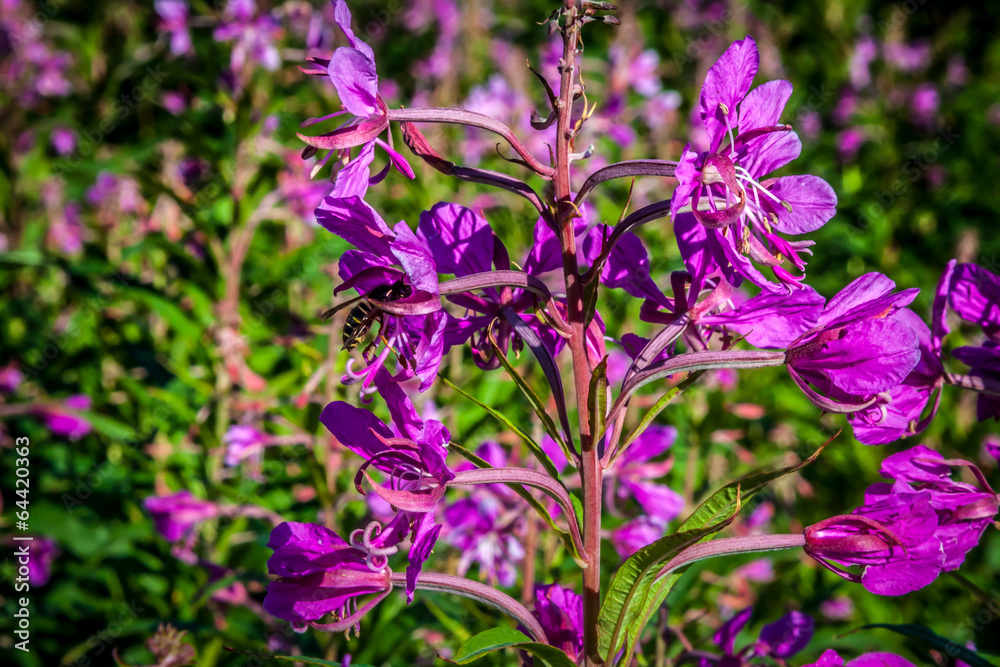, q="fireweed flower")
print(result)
[154,0,192,57]
[298,0,413,185]
[609,516,667,559]
[318,195,444,390]
[35,394,92,440]
[144,491,221,542]
[693,607,814,666]
[671,36,837,292]
[805,445,998,595]
[604,425,684,523]
[948,262,1000,421]
[9,536,58,586]
[783,273,922,413]
[320,396,452,600]
[263,521,393,632]
[533,583,584,662]
[213,0,282,74]
[805,650,917,667]
[0,363,22,393]
[223,425,269,466]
